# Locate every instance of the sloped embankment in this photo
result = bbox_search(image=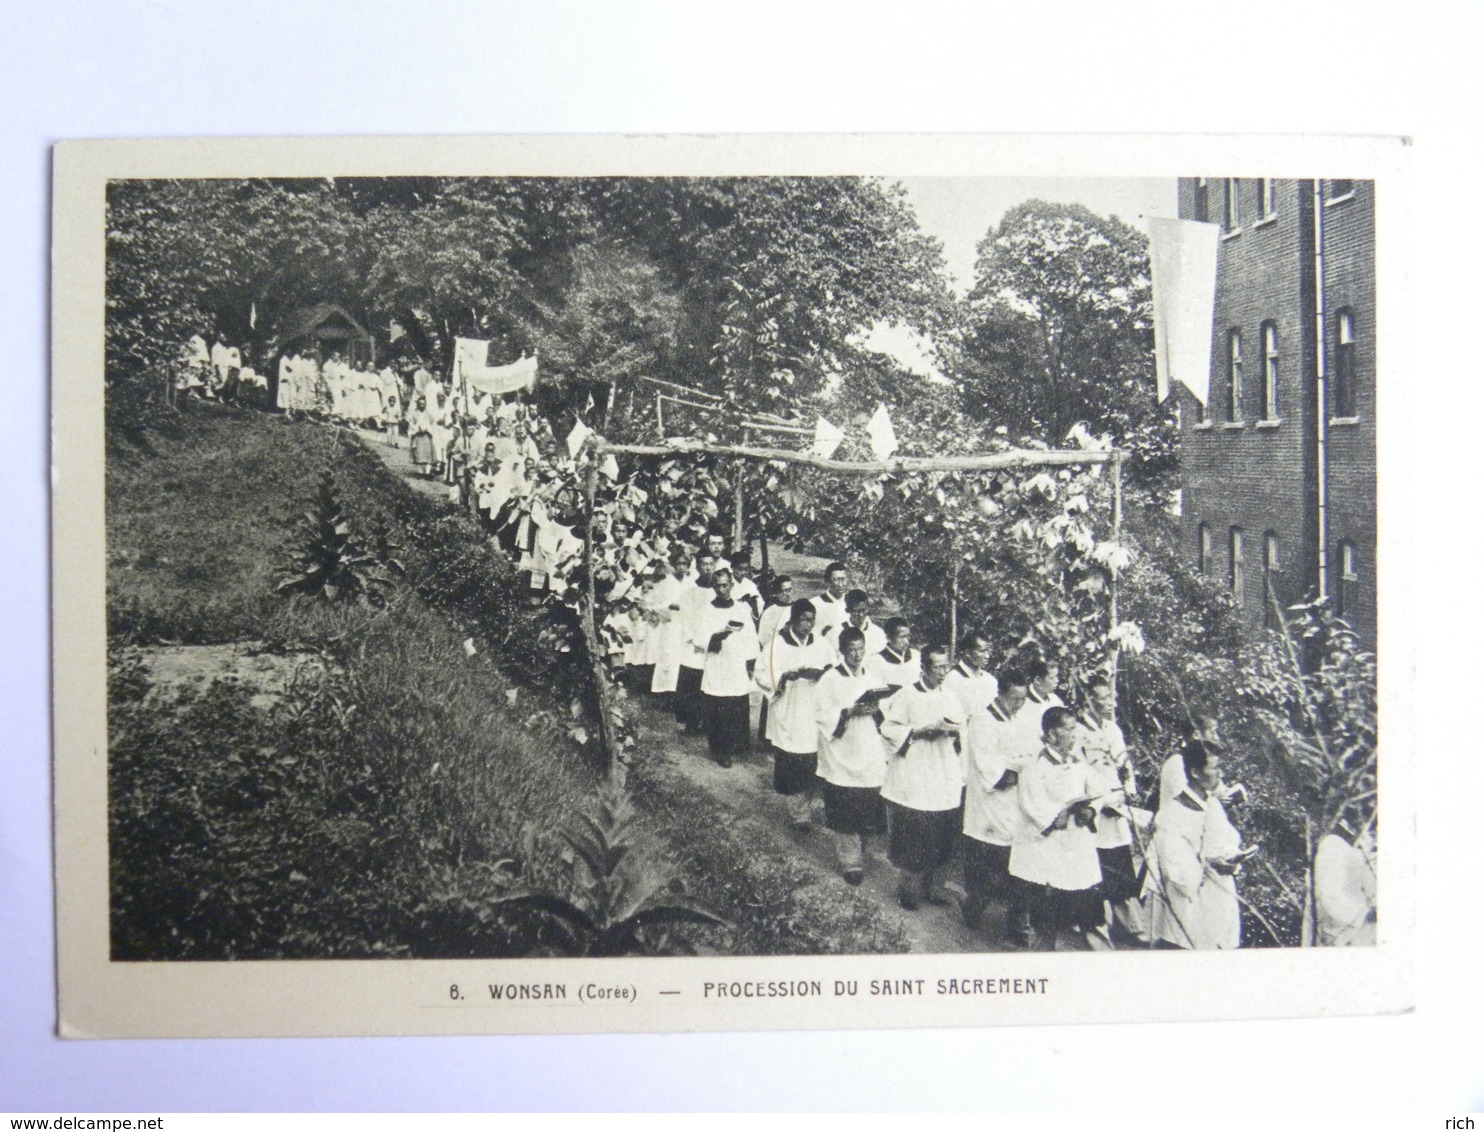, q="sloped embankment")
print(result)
[107,404,911,958]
